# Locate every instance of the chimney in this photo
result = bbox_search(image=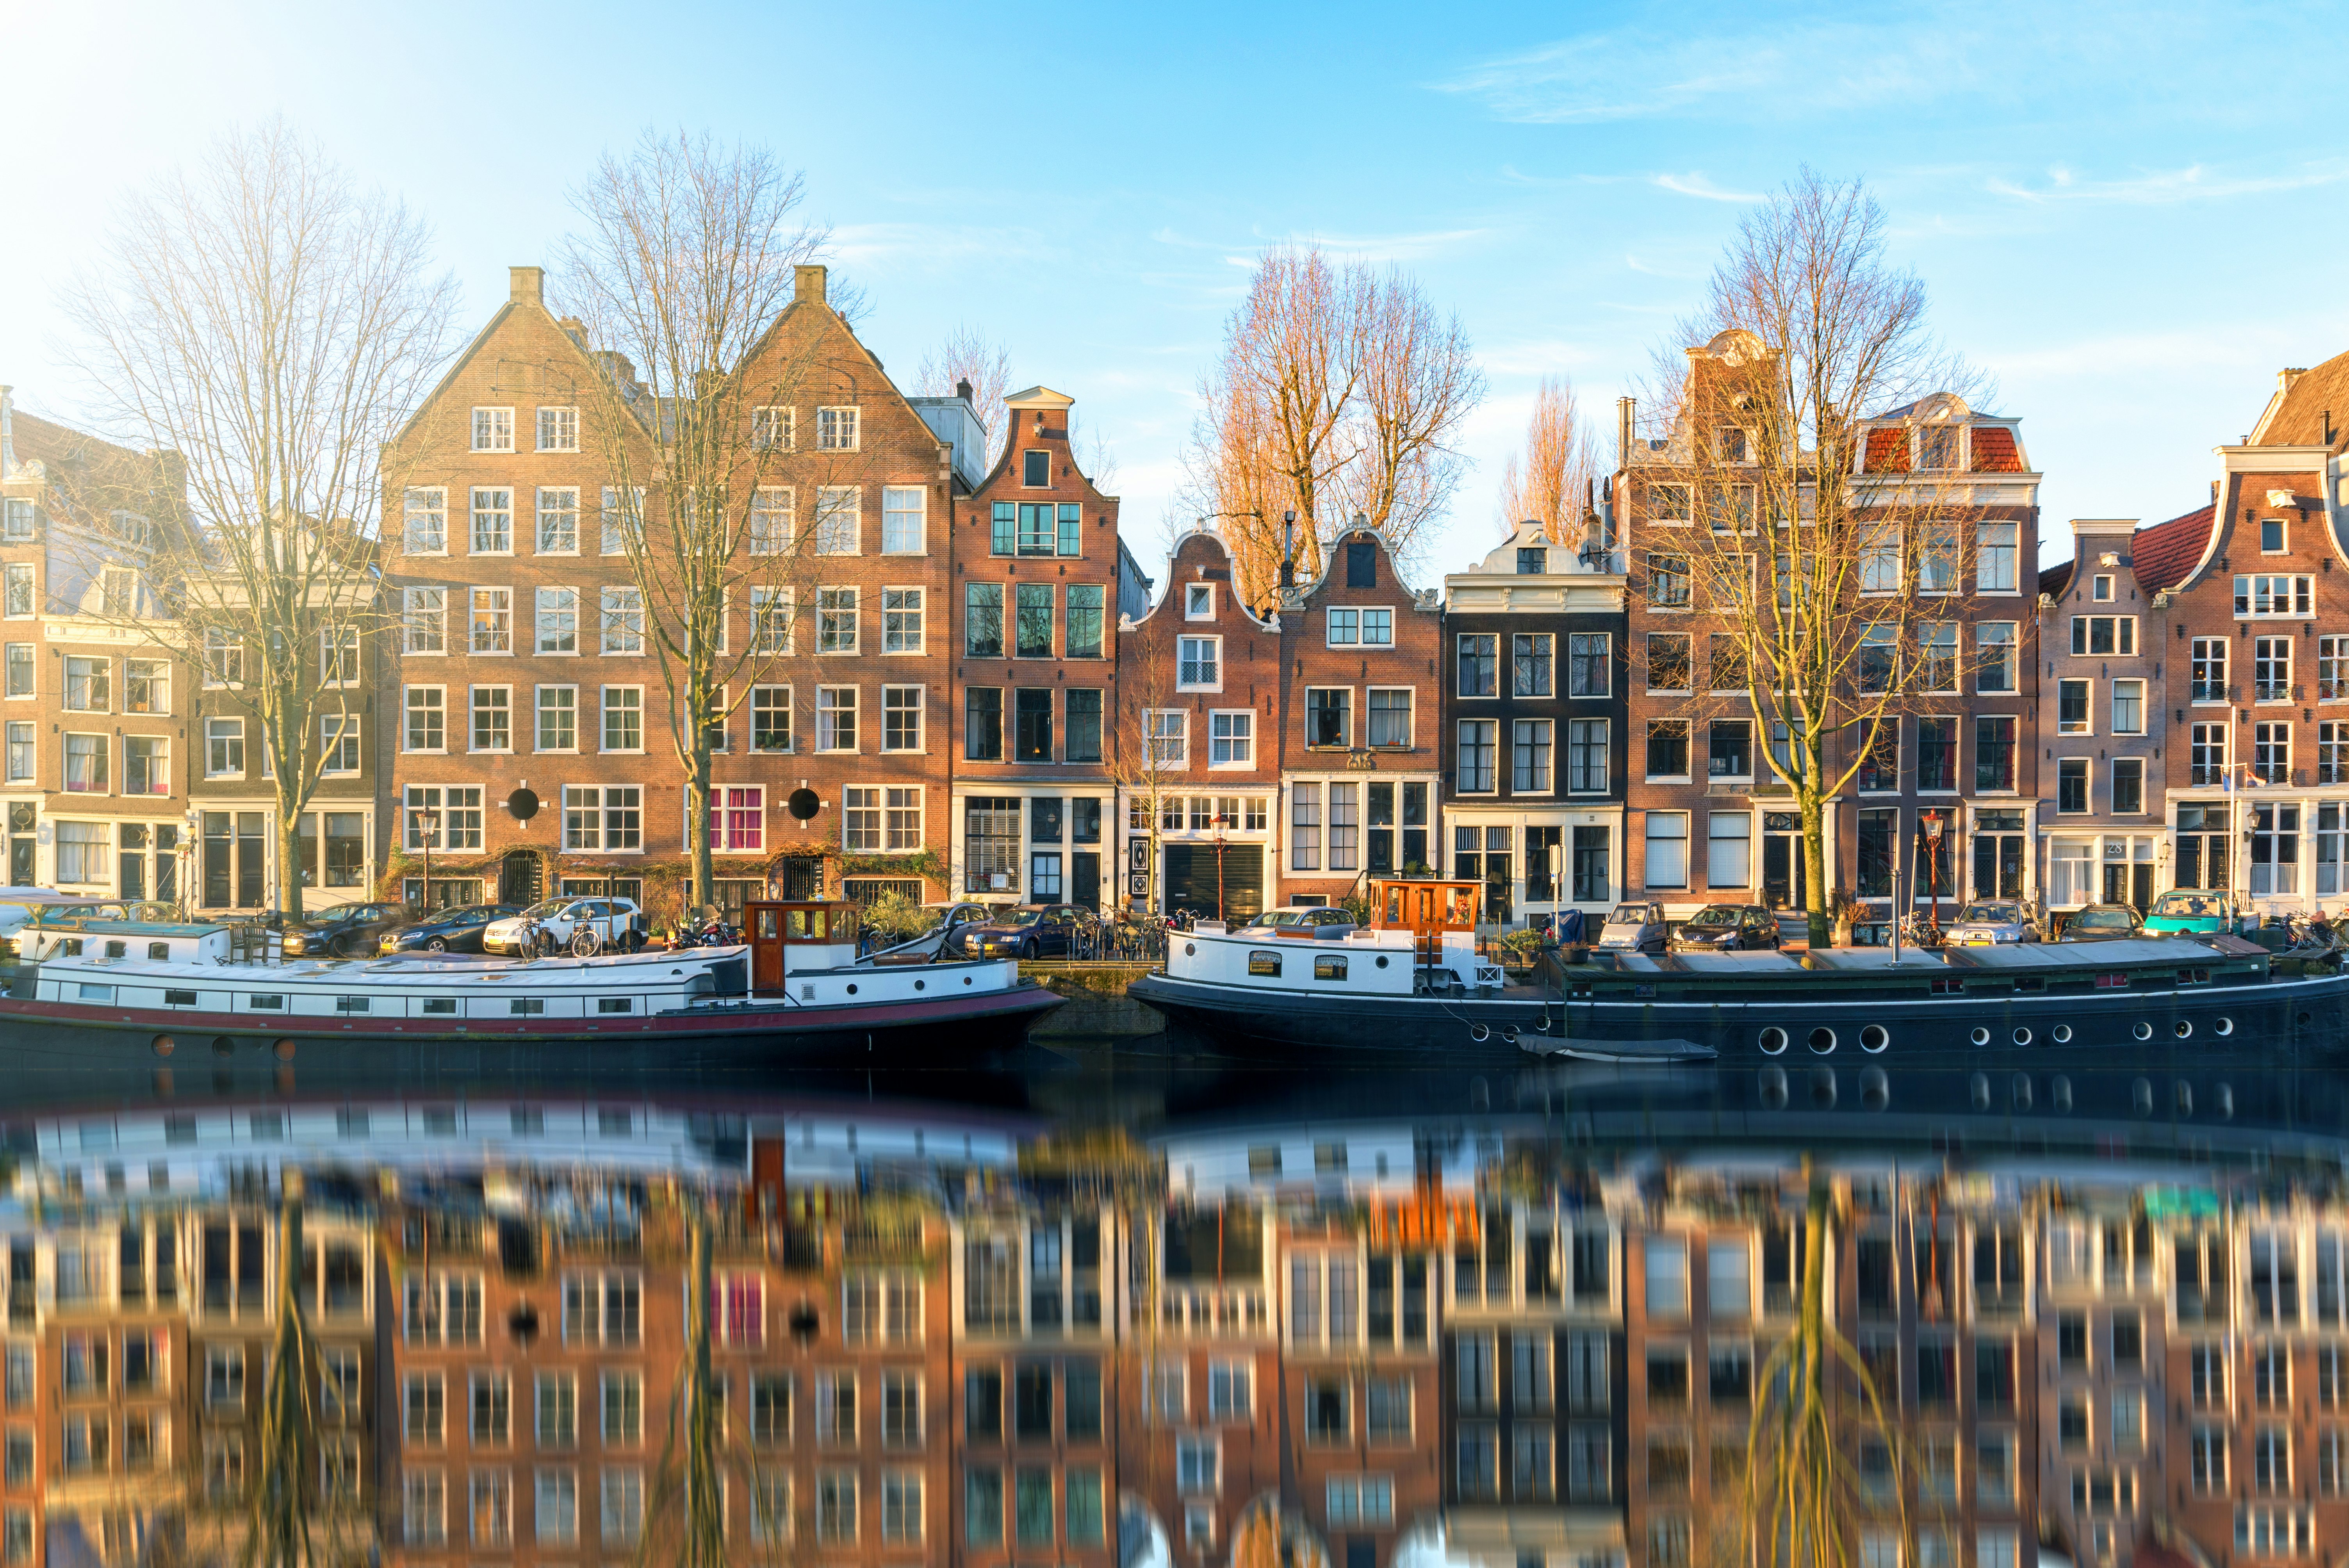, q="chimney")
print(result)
[795,265,827,305]
[956,378,973,403]
[1280,513,1296,589]
[1617,396,1636,467]
[0,386,13,477]
[508,266,544,306]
